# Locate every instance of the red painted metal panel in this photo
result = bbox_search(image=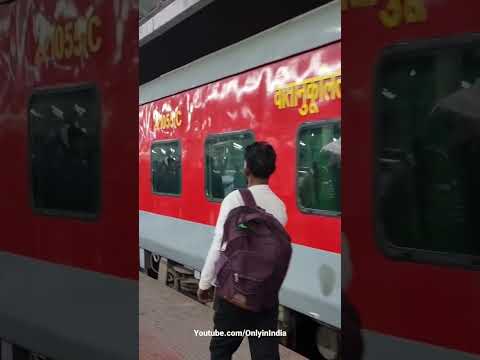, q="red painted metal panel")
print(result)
[139,43,342,254]
[0,1,138,280]
[343,0,480,355]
